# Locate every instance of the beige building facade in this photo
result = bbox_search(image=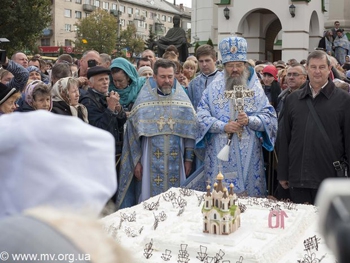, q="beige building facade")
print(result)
[191,0,350,62]
[40,0,191,56]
